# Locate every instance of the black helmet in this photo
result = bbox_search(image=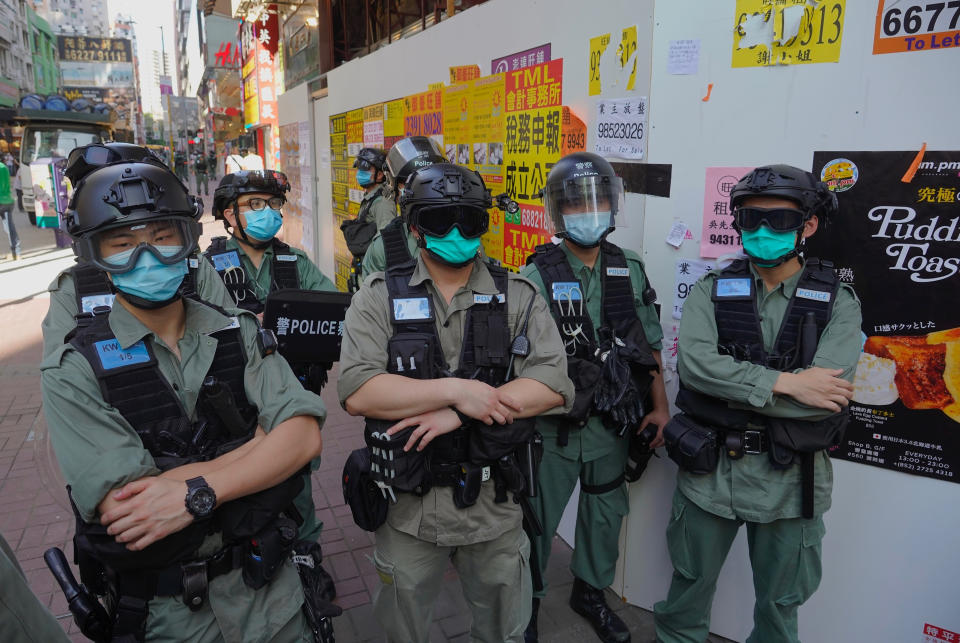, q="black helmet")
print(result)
[353,147,386,171]
[542,152,625,246]
[65,142,169,185]
[400,162,492,222]
[212,170,290,219]
[730,164,838,223]
[65,160,203,273]
[385,136,445,189]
